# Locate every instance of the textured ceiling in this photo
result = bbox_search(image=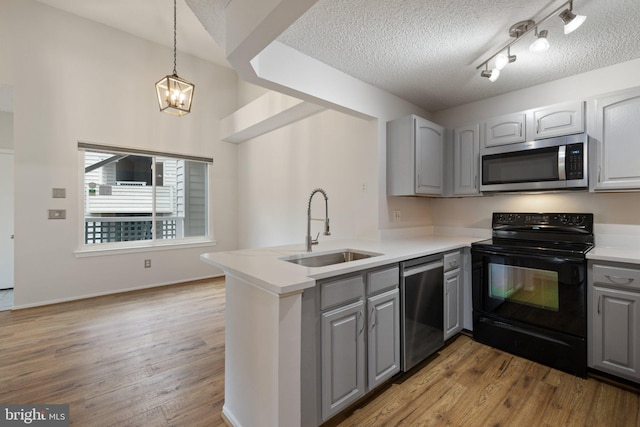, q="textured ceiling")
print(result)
[278,0,640,111]
[29,0,640,113]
